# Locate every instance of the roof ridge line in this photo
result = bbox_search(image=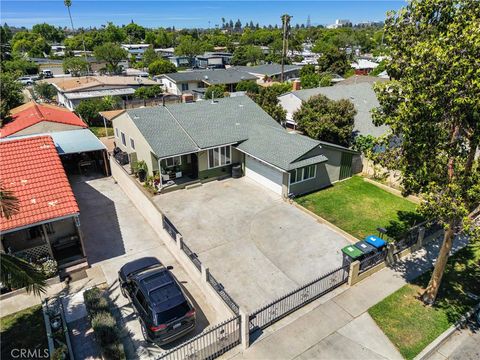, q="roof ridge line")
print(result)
[163,105,201,152]
[33,102,45,121]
